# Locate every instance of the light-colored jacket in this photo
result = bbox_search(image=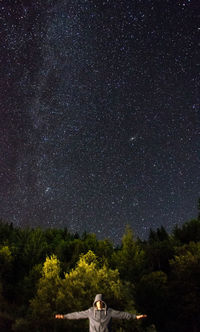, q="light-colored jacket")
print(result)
[64,294,136,332]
